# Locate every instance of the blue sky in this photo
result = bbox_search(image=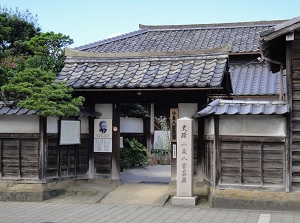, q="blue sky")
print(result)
[1,0,299,48]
